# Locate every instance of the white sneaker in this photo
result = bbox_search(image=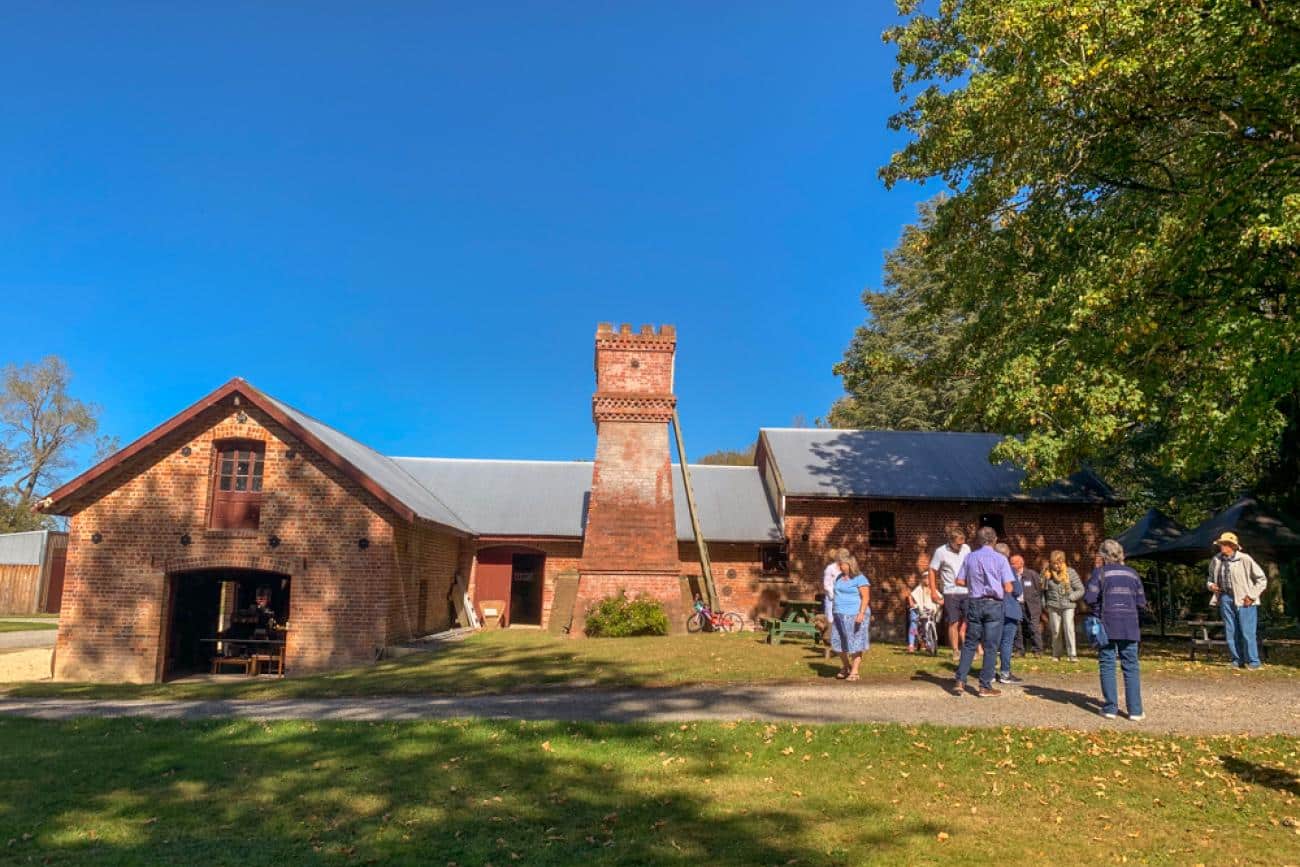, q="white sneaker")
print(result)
[1100,710,1118,720]
[1129,713,1146,722]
